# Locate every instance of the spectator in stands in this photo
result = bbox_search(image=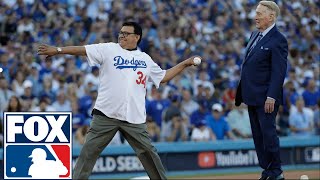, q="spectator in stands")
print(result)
[289,98,314,136]
[180,89,199,123]
[302,79,320,110]
[0,76,14,118]
[74,72,86,98]
[314,100,320,135]
[193,70,214,97]
[212,59,228,91]
[161,115,188,142]
[32,96,55,112]
[55,76,67,94]
[227,103,252,139]
[203,84,219,109]
[26,63,41,96]
[74,122,90,146]
[286,69,300,93]
[11,70,25,97]
[222,82,237,105]
[66,83,79,103]
[78,83,95,118]
[51,90,71,112]
[20,80,36,111]
[39,76,56,103]
[283,80,299,115]
[194,84,206,101]
[147,86,170,127]
[84,66,99,87]
[71,100,86,133]
[222,81,237,114]
[190,100,210,127]
[86,87,98,117]
[163,94,183,125]
[6,96,22,112]
[205,103,233,140]
[191,119,216,142]
[161,94,188,142]
[39,58,53,81]
[276,106,290,137]
[146,117,161,143]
